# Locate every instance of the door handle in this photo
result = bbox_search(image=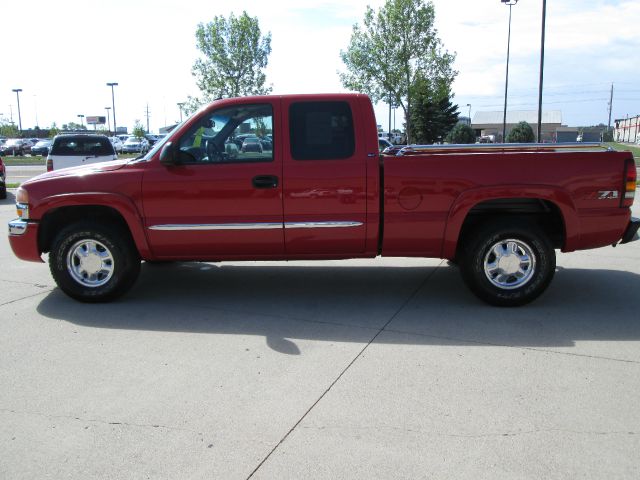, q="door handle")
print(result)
[252,175,279,189]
